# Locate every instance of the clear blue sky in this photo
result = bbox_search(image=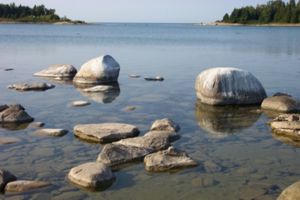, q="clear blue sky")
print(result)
[0,0,276,22]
